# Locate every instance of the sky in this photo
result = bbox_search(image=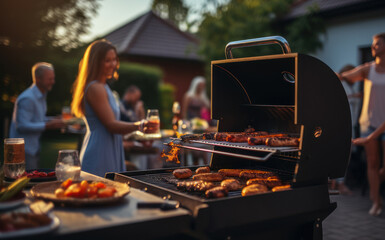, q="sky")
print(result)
[82,0,153,42]
[82,0,218,42]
